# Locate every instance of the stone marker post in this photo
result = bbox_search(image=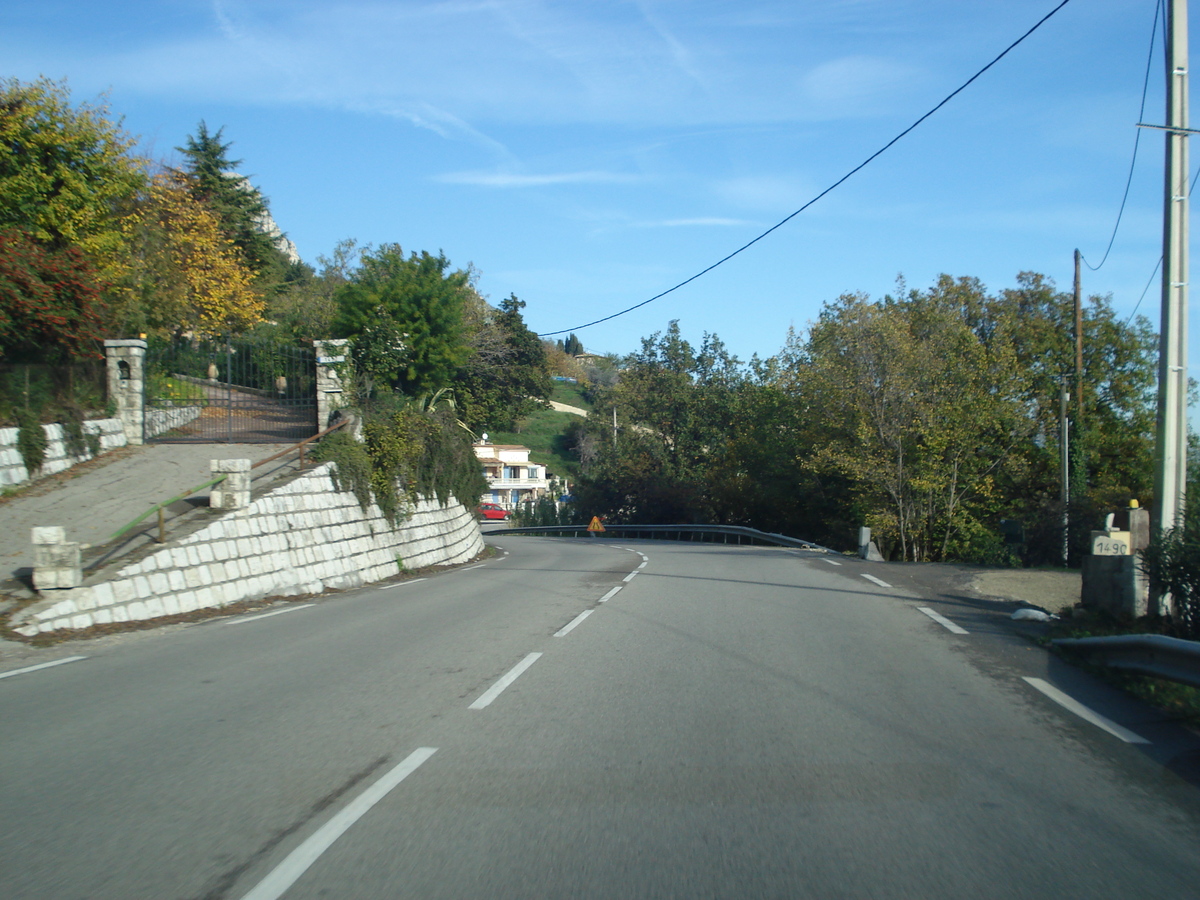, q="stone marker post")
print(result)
[32,526,82,591]
[105,339,147,446]
[1081,503,1149,617]
[210,459,251,510]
